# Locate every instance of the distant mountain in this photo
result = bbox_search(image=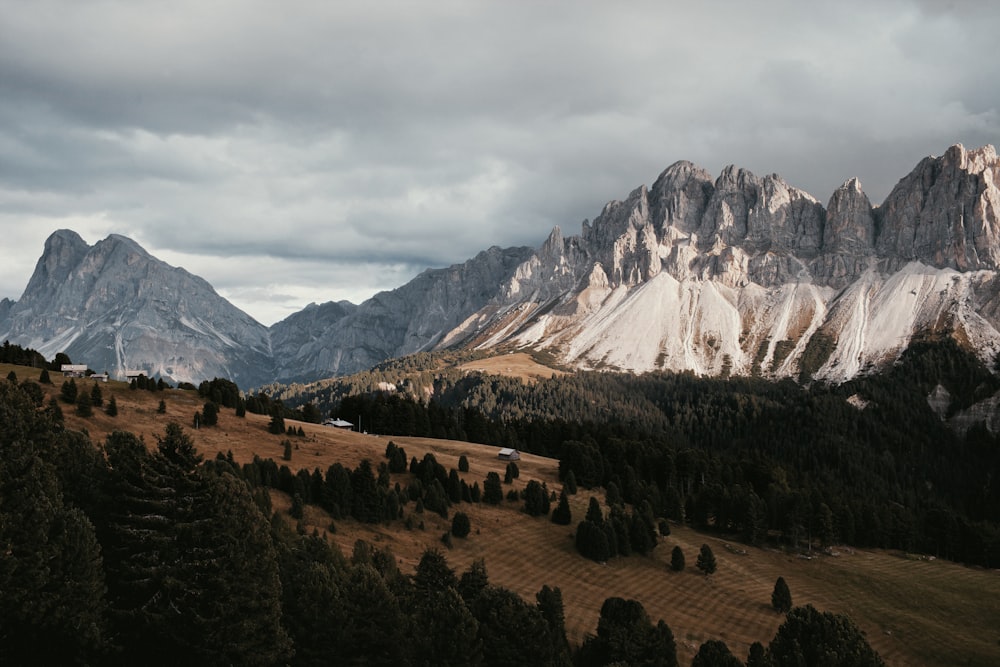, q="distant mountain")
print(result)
[3,144,999,387]
[0,230,273,386]
[268,245,535,383]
